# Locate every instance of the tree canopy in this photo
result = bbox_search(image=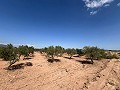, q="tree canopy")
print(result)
[82,46,106,64]
[66,48,77,59]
